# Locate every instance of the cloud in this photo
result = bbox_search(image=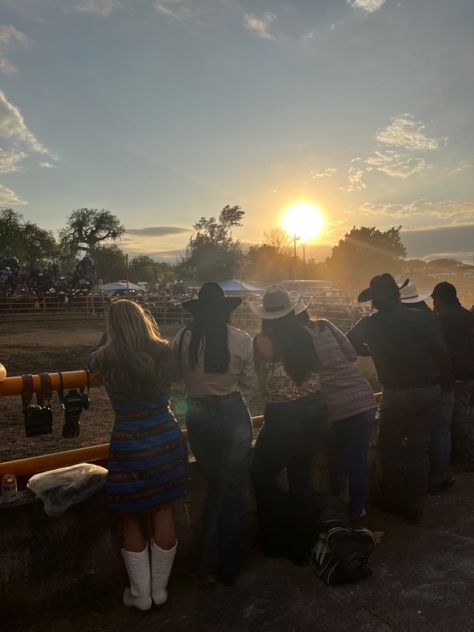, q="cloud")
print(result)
[342,161,366,192]
[243,13,276,40]
[0,25,28,75]
[310,167,337,179]
[126,226,191,236]
[155,0,193,21]
[0,91,49,154]
[39,161,55,168]
[75,0,121,16]
[0,148,27,173]
[365,150,427,178]
[449,160,472,176]
[400,224,474,262]
[347,0,386,13]
[0,183,27,205]
[376,114,438,151]
[359,199,474,224]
